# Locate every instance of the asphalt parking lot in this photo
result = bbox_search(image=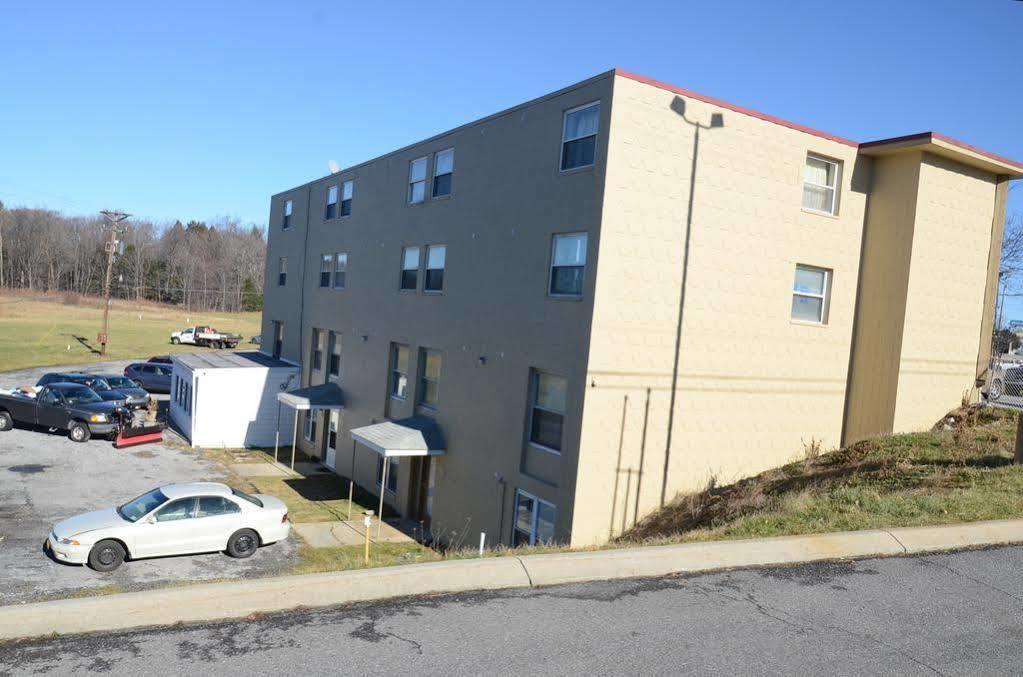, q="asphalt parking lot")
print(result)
[0,360,298,605]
